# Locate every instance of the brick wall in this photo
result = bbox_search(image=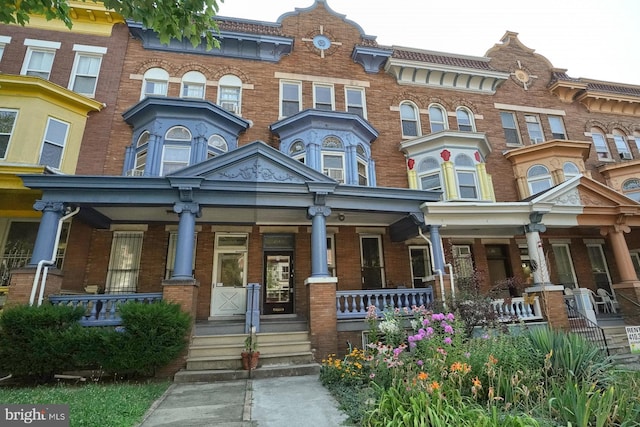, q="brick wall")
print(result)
[308,280,338,362]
